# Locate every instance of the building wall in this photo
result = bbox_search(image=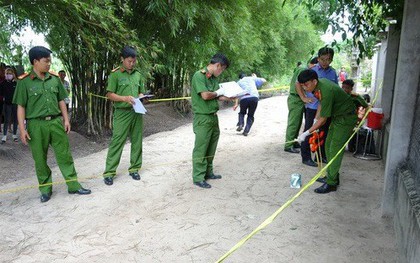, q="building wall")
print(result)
[394,168,420,263]
[408,93,420,192]
[381,0,420,261]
